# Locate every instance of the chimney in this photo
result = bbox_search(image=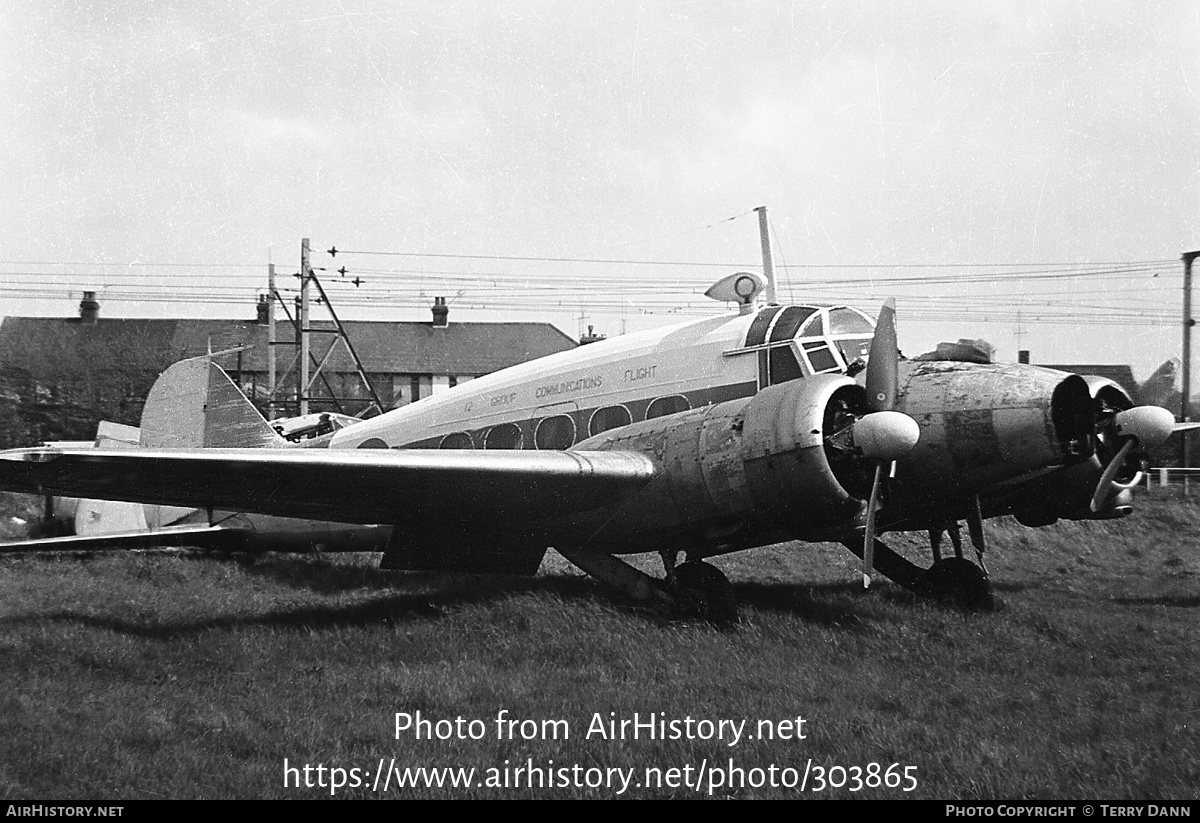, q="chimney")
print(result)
[431,296,449,328]
[579,325,606,345]
[1018,350,1030,364]
[79,291,100,324]
[256,294,270,325]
